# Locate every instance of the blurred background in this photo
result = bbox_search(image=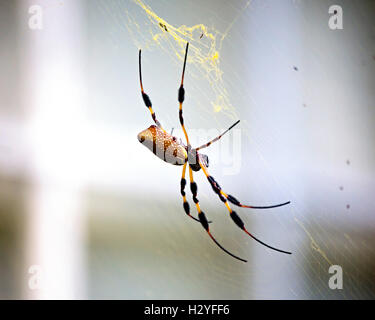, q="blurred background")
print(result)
[0,0,374,299]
